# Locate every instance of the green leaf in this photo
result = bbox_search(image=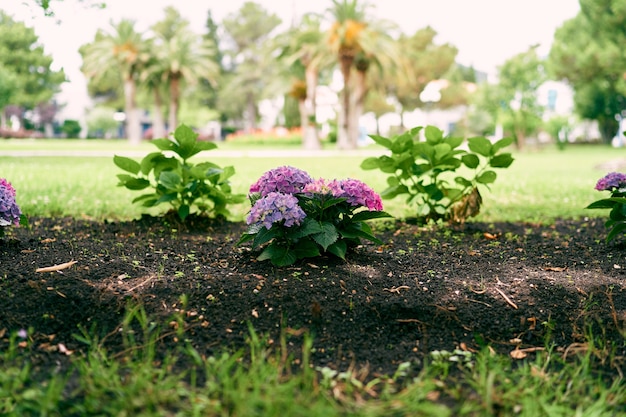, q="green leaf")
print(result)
[293,239,321,260]
[606,221,626,243]
[380,184,409,199]
[113,155,141,174]
[351,210,392,222]
[433,143,452,161]
[172,124,199,160]
[476,170,497,184]
[492,136,514,153]
[311,222,339,251]
[253,226,281,247]
[360,157,381,170]
[489,153,514,168]
[327,240,347,260]
[151,138,177,152]
[467,137,492,157]
[159,171,182,190]
[424,125,443,144]
[367,134,393,149]
[120,177,150,190]
[288,219,323,239]
[258,244,297,267]
[455,177,473,188]
[586,198,625,209]
[444,136,464,149]
[178,205,190,221]
[461,154,480,169]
